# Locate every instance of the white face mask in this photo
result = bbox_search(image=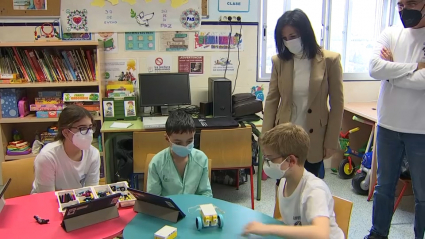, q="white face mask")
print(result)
[263,157,289,180]
[69,130,93,150]
[283,38,303,55]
